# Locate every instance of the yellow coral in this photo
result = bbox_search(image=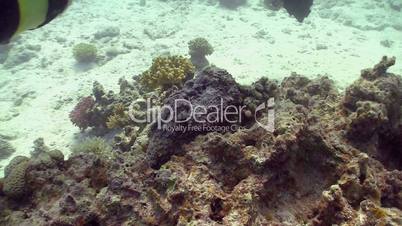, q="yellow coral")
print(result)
[371,206,388,219]
[106,103,130,129]
[140,55,194,90]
